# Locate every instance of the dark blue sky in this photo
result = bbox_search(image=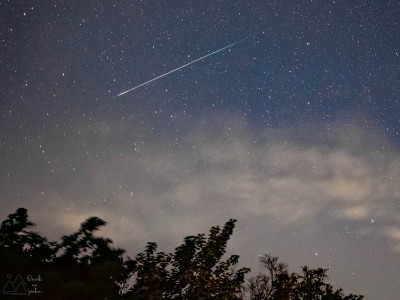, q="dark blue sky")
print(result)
[1,1,400,299]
